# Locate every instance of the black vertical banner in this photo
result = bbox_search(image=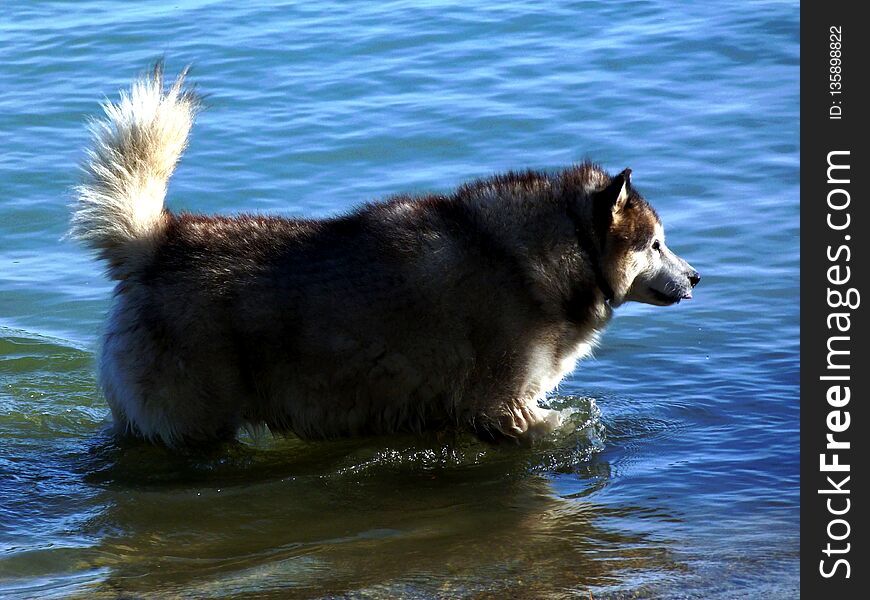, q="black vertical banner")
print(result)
[802,3,869,597]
